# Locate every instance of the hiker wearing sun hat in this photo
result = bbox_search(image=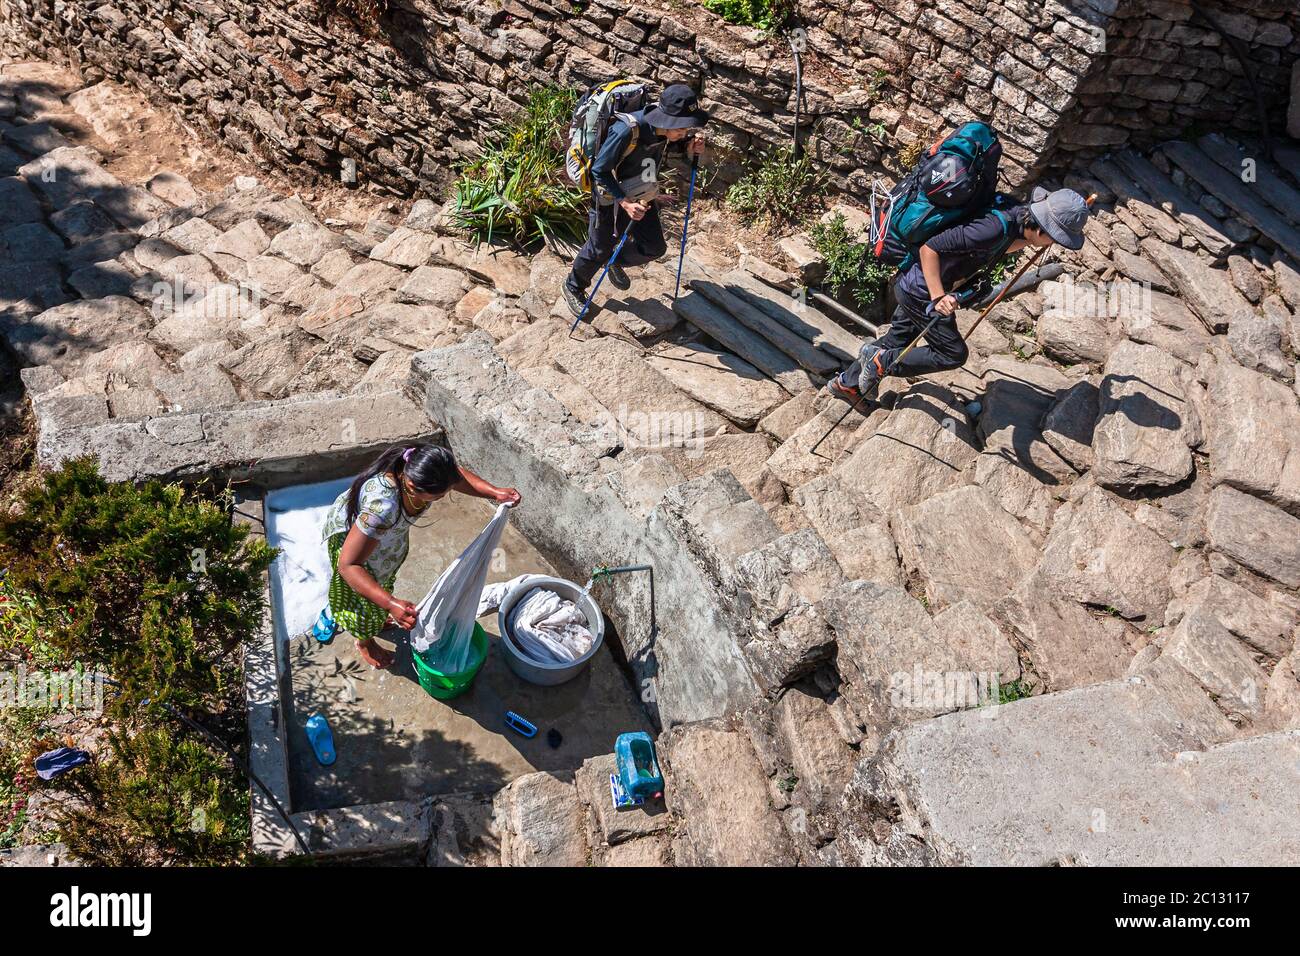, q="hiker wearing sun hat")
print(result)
[829,186,1090,402]
[562,82,709,318]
